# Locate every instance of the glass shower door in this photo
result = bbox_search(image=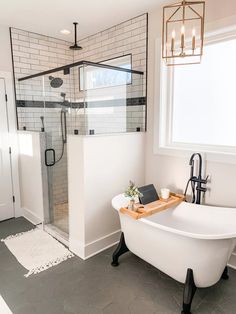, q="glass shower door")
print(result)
[43,69,74,234]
